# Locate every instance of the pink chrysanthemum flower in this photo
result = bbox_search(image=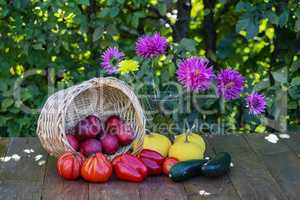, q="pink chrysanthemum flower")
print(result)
[216,69,244,101]
[135,33,168,58]
[101,47,124,74]
[246,92,266,115]
[176,57,214,91]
